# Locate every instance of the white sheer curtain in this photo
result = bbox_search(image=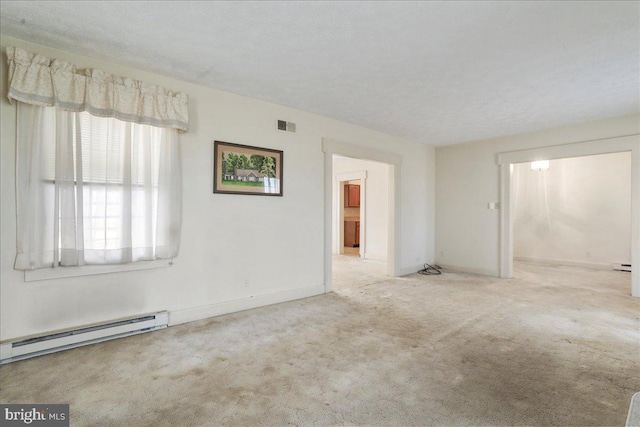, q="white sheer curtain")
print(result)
[15,103,182,270]
[8,46,186,271]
